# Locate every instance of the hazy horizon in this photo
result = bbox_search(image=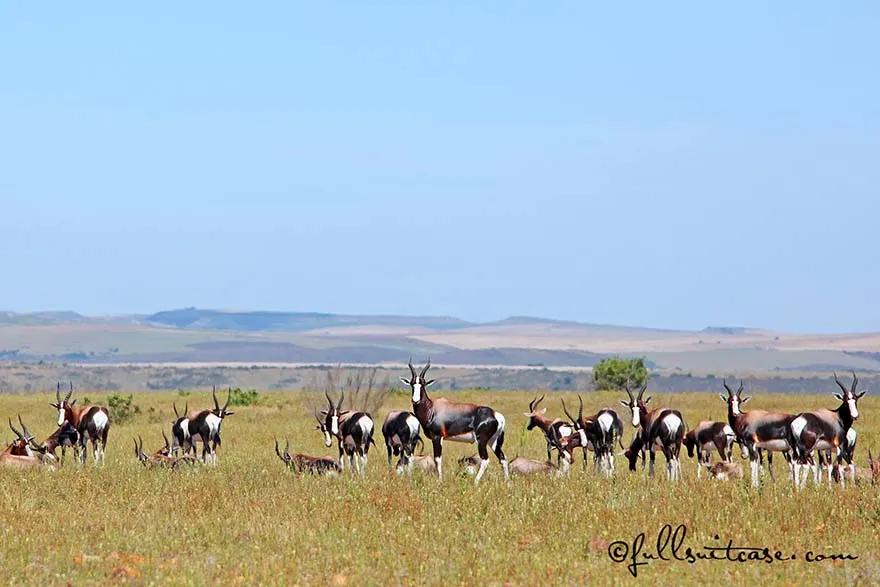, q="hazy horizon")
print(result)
[2,3,878,333]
